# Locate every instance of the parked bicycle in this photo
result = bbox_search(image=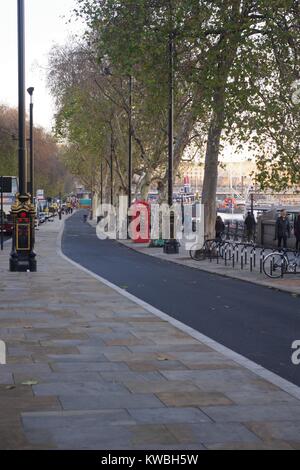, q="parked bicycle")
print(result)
[263,249,300,279]
[189,239,234,261]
